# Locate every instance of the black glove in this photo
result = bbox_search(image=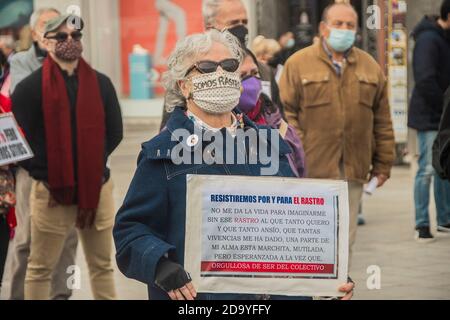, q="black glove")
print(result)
[347,276,355,286]
[154,256,192,292]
